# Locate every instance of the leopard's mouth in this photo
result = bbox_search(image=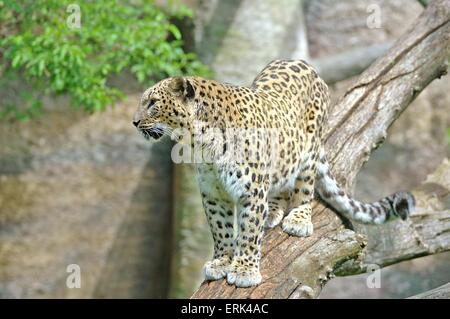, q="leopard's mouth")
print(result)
[140,128,164,140]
